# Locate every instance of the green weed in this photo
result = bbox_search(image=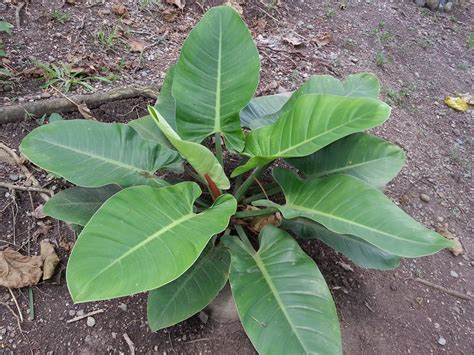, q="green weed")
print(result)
[50,10,70,24]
